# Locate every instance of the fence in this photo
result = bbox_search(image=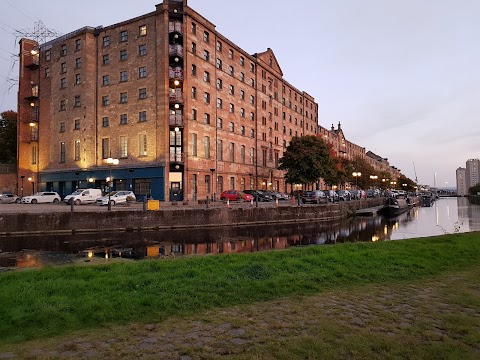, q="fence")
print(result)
[0,164,16,174]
